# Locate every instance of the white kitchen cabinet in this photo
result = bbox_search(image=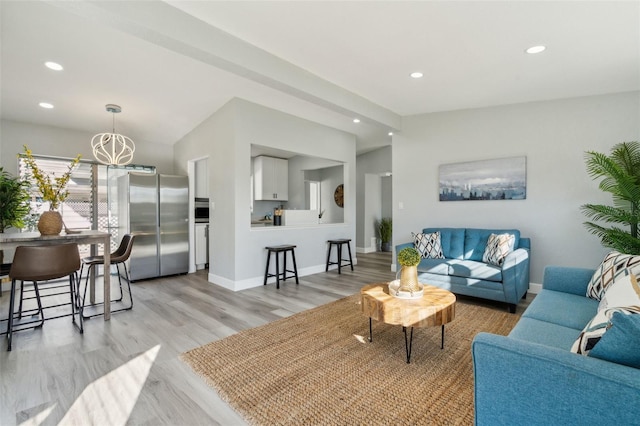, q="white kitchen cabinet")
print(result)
[195,223,208,269]
[253,156,288,201]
